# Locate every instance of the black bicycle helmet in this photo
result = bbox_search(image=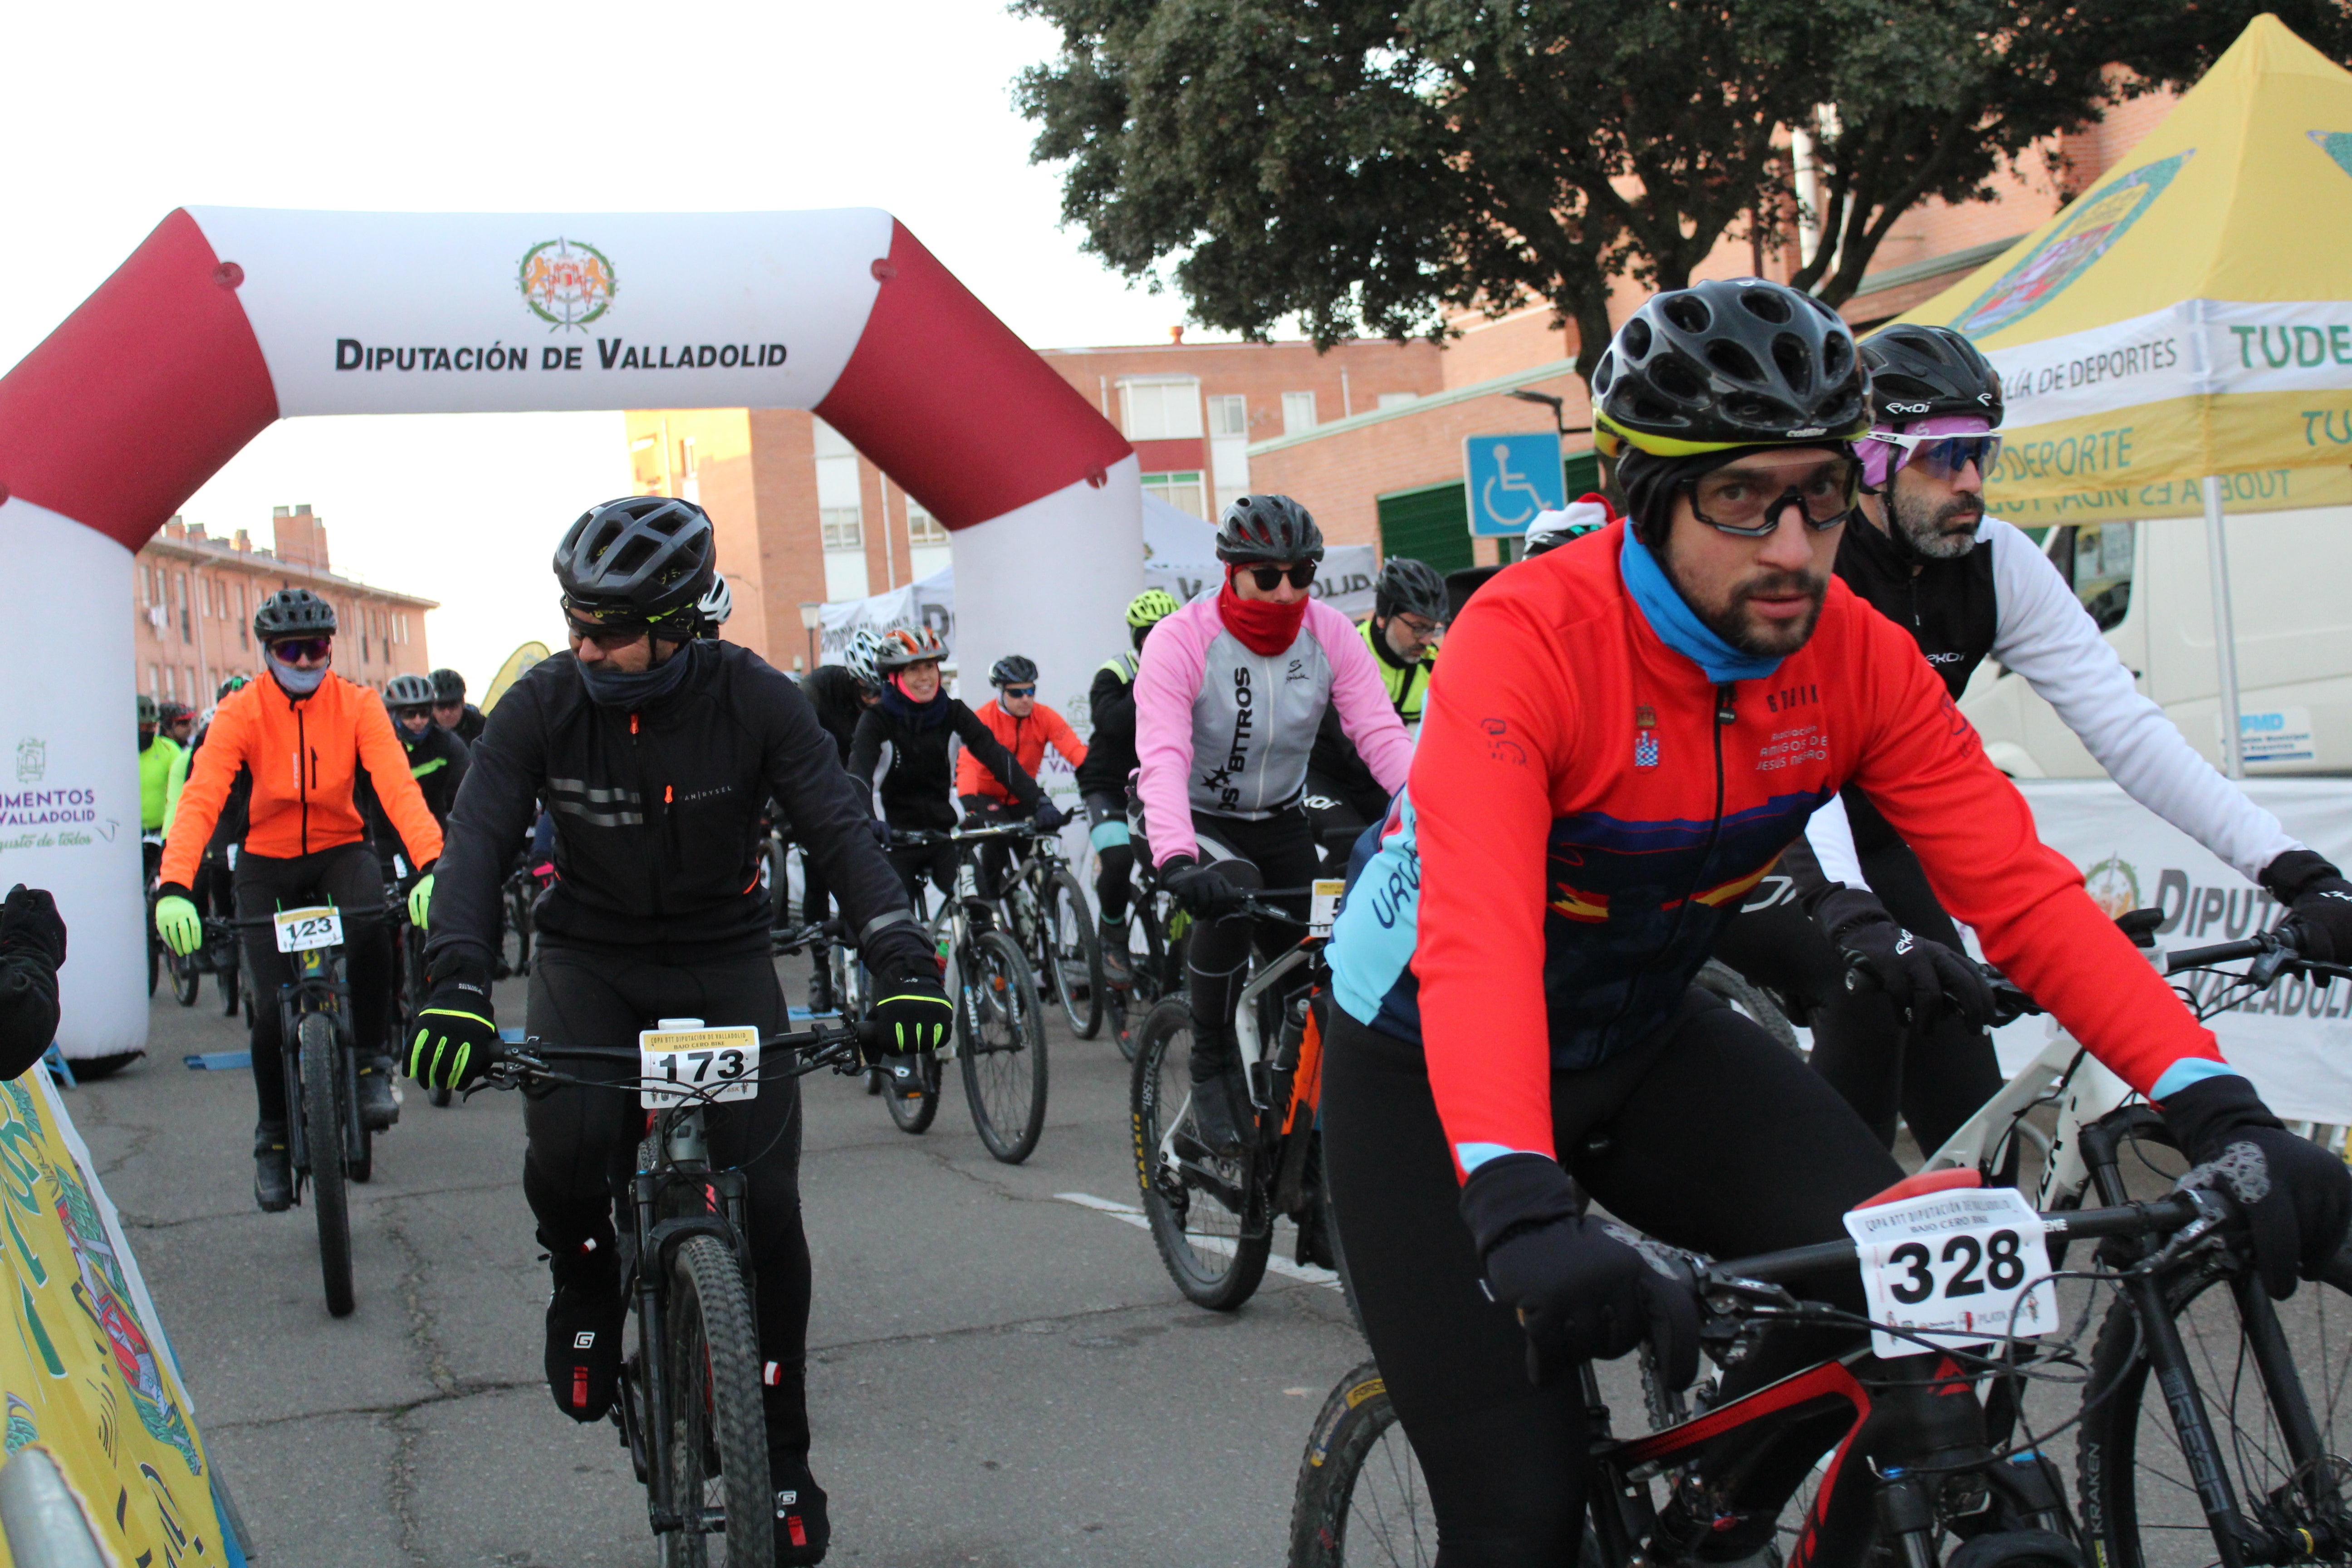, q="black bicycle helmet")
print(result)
[1374,557,1448,623]
[1861,323,2004,428]
[554,495,717,627]
[1215,494,1325,564]
[157,700,192,727]
[385,673,436,710]
[254,587,338,642]
[989,654,1039,687]
[1591,278,1868,458]
[430,667,465,704]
